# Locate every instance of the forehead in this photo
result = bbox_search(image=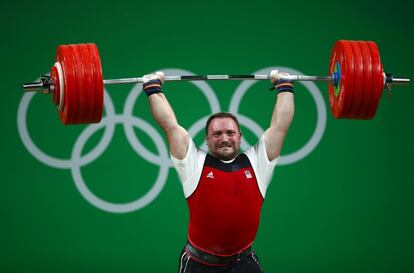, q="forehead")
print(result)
[208,117,238,132]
